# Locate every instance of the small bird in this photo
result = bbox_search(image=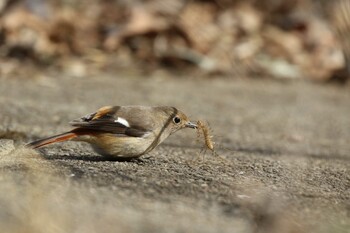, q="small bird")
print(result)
[27,106,197,158]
